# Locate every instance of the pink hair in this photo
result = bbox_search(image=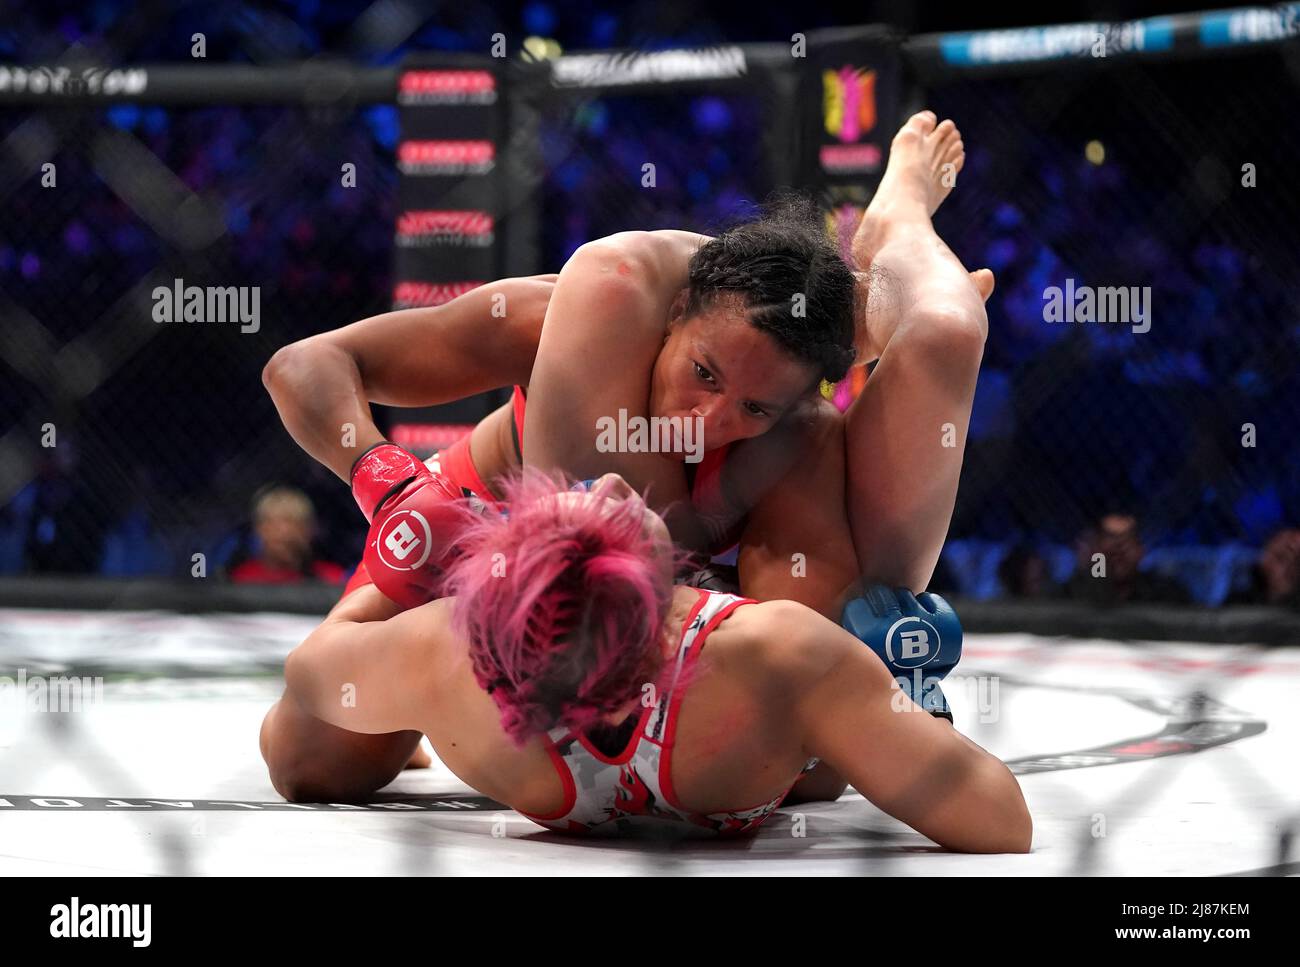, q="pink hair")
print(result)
[441,470,677,746]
